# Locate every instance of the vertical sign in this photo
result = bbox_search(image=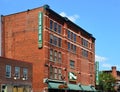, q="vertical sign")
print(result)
[38,12,43,48]
[0,15,2,56]
[95,61,99,85]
